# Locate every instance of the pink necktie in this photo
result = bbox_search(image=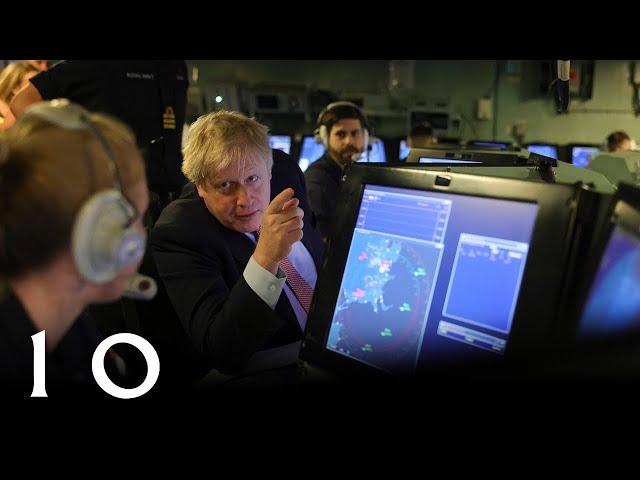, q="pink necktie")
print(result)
[254,229,314,314]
